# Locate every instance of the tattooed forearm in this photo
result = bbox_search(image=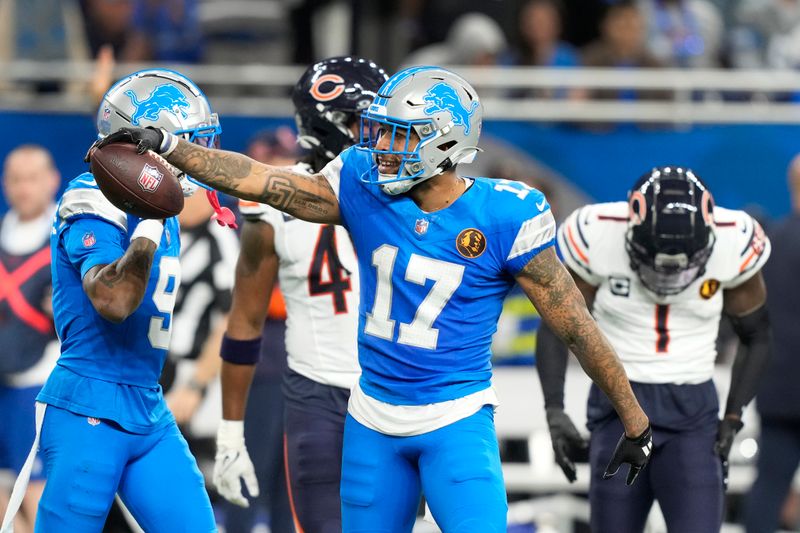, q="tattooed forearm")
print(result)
[169,140,252,192]
[517,248,649,436]
[168,140,340,224]
[100,240,154,289]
